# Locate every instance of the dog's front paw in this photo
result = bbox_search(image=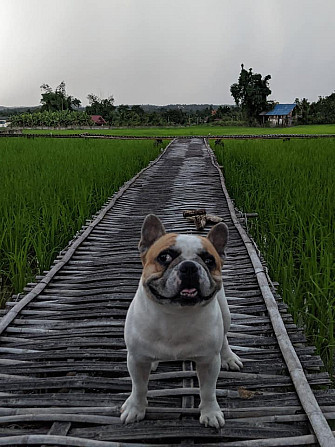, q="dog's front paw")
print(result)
[120,395,147,424]
[221,351,243,371]
[200,408,225,428]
